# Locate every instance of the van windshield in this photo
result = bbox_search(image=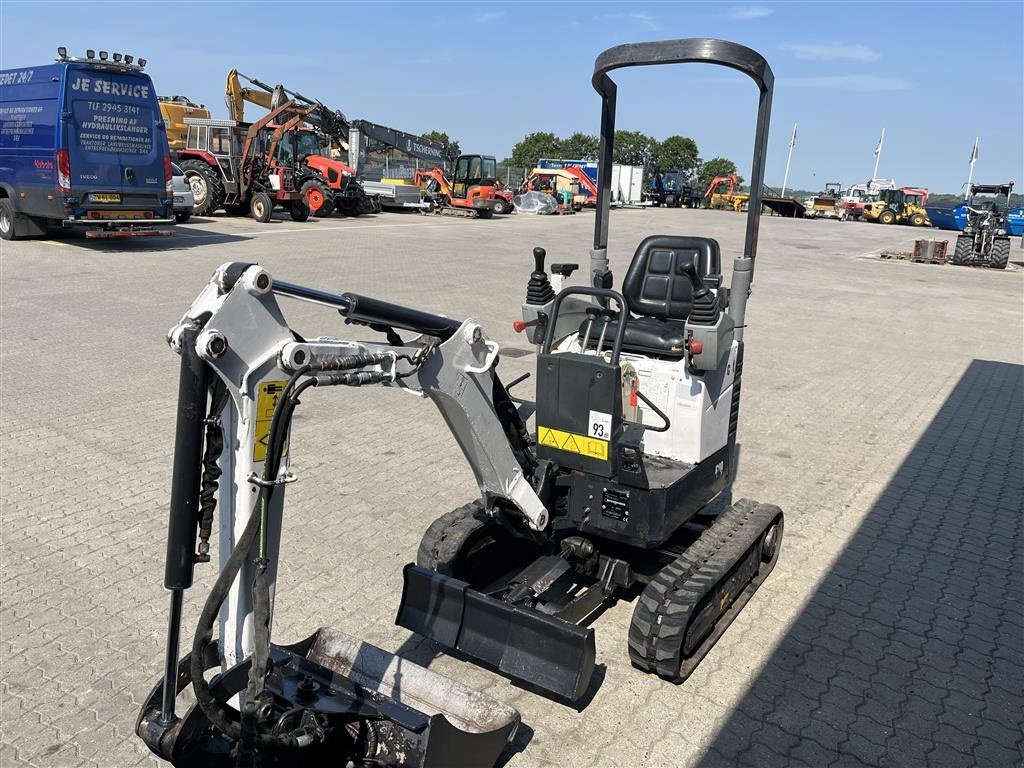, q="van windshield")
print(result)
[67,71,155,155]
